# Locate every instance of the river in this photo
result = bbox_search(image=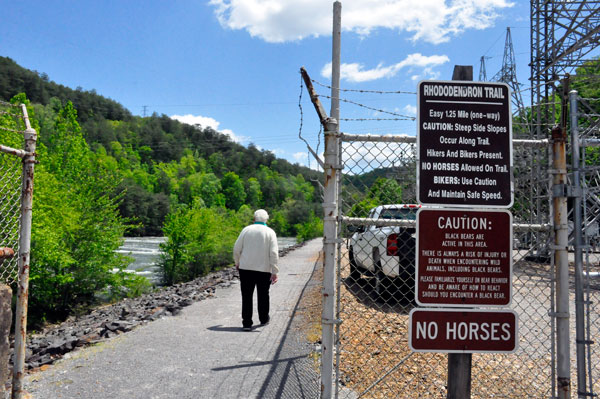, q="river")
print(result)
[116,236,298,283]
